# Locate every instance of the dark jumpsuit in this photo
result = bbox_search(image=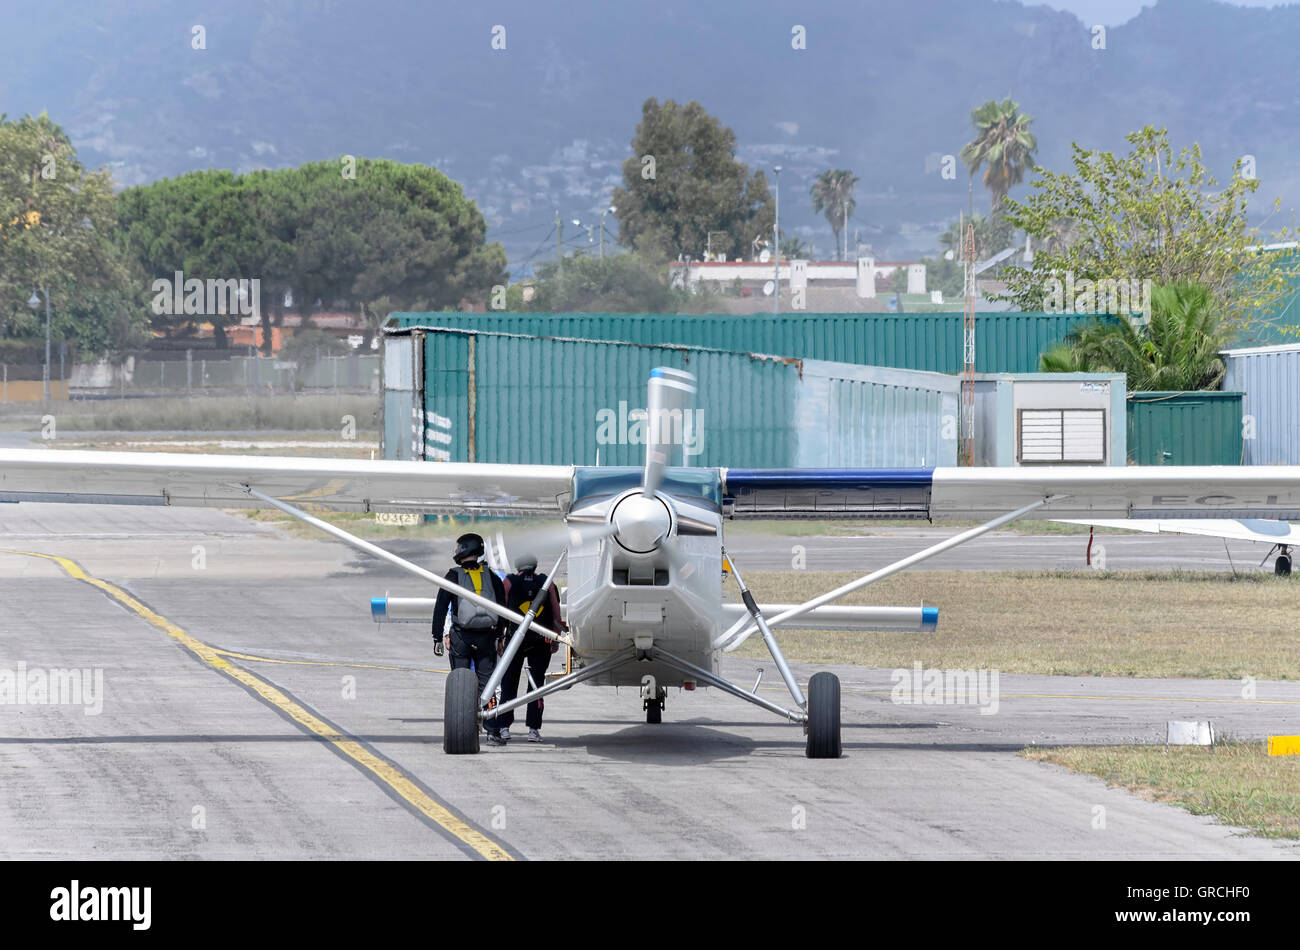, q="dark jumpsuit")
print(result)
[431,564,509,731]
[496,571,564,731]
